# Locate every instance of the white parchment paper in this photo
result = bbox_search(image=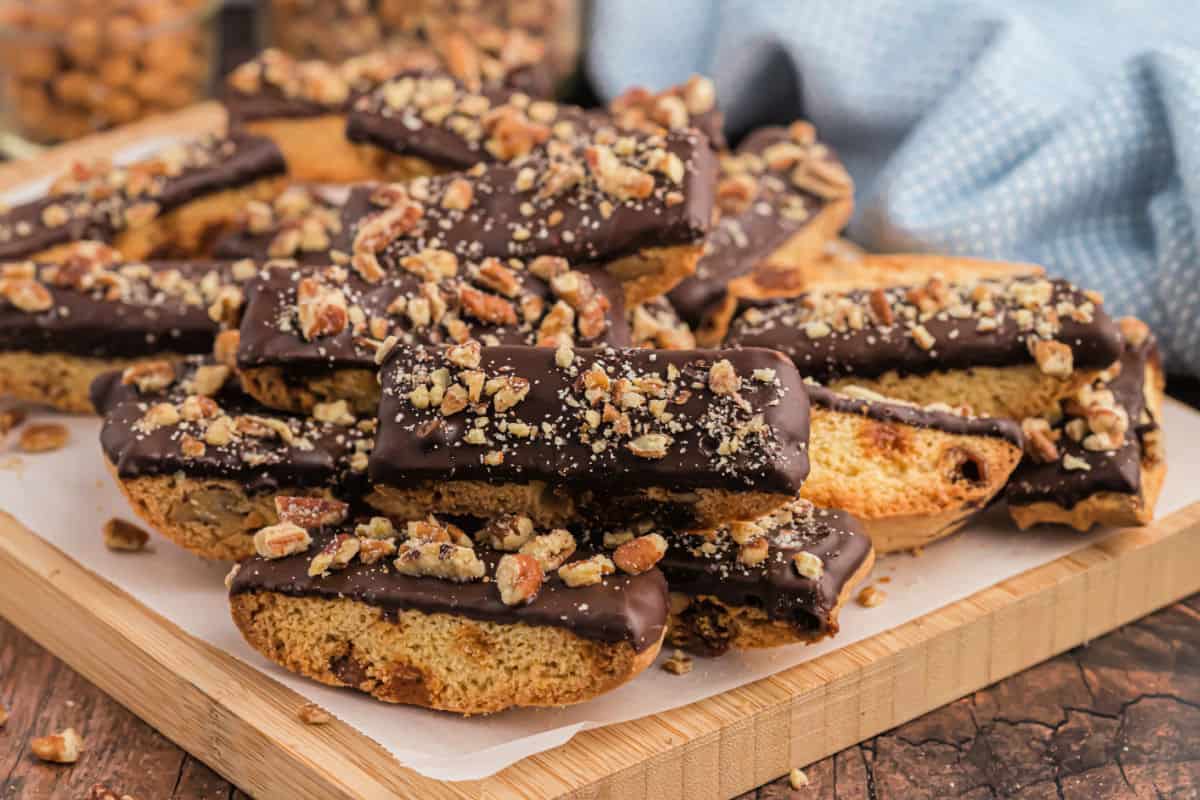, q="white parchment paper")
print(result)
[3,145,1198,781]
[0,401,1195,780]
